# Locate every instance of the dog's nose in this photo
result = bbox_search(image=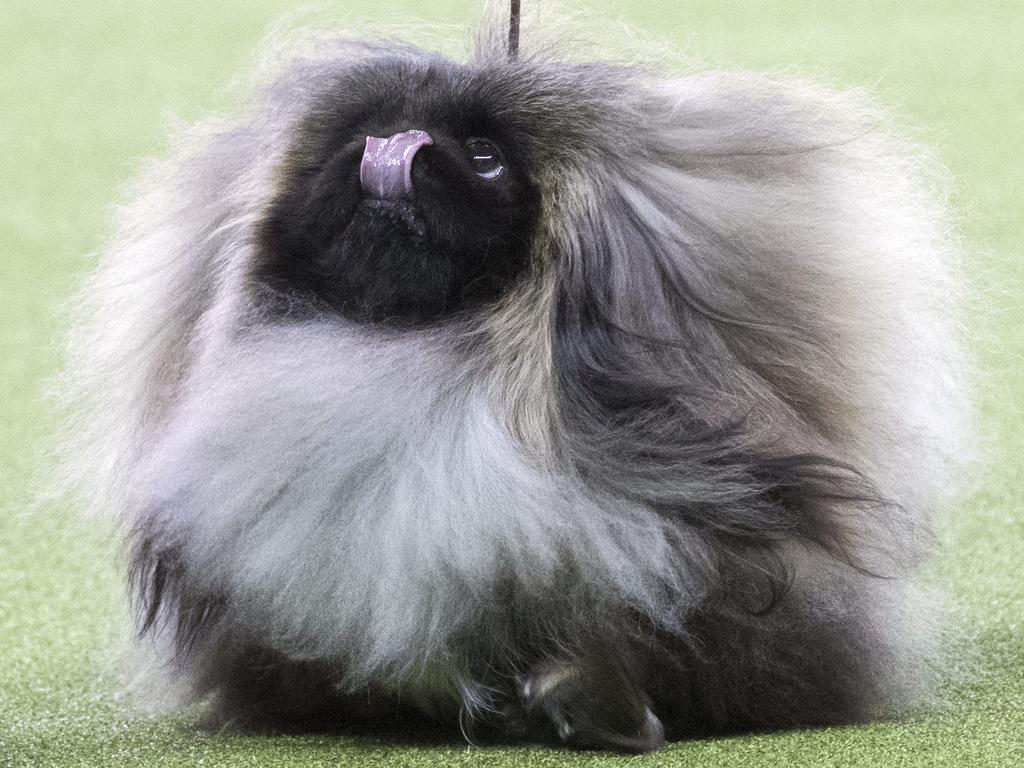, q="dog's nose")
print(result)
[359,129,434,200]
